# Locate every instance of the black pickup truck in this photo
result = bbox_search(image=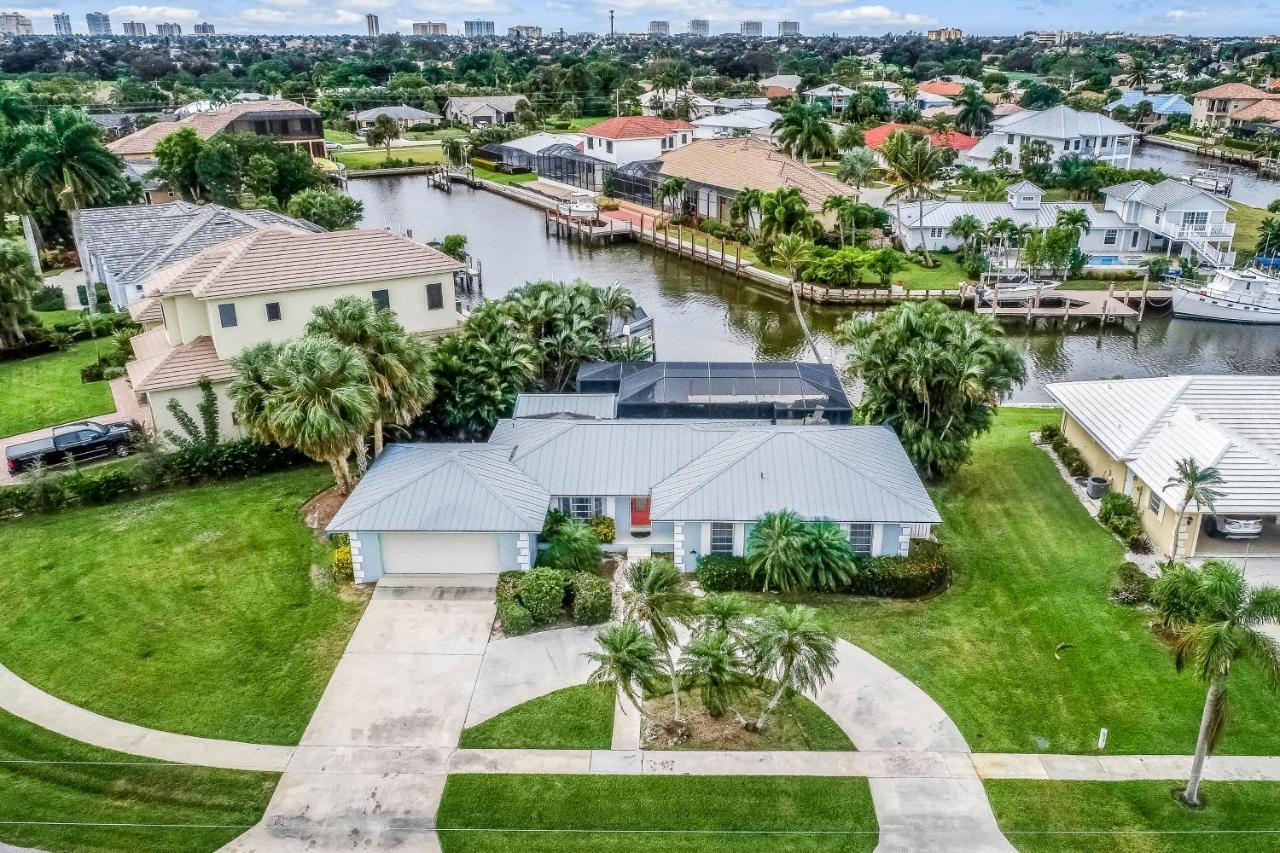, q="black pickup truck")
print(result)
[5,420,140,475]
